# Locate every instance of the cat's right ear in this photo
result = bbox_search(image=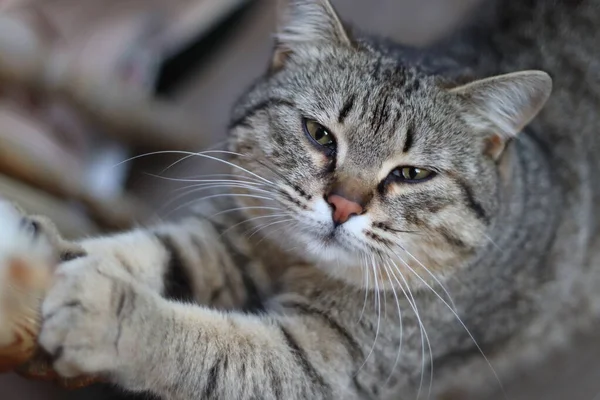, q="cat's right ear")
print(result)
[271,0,353,70]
